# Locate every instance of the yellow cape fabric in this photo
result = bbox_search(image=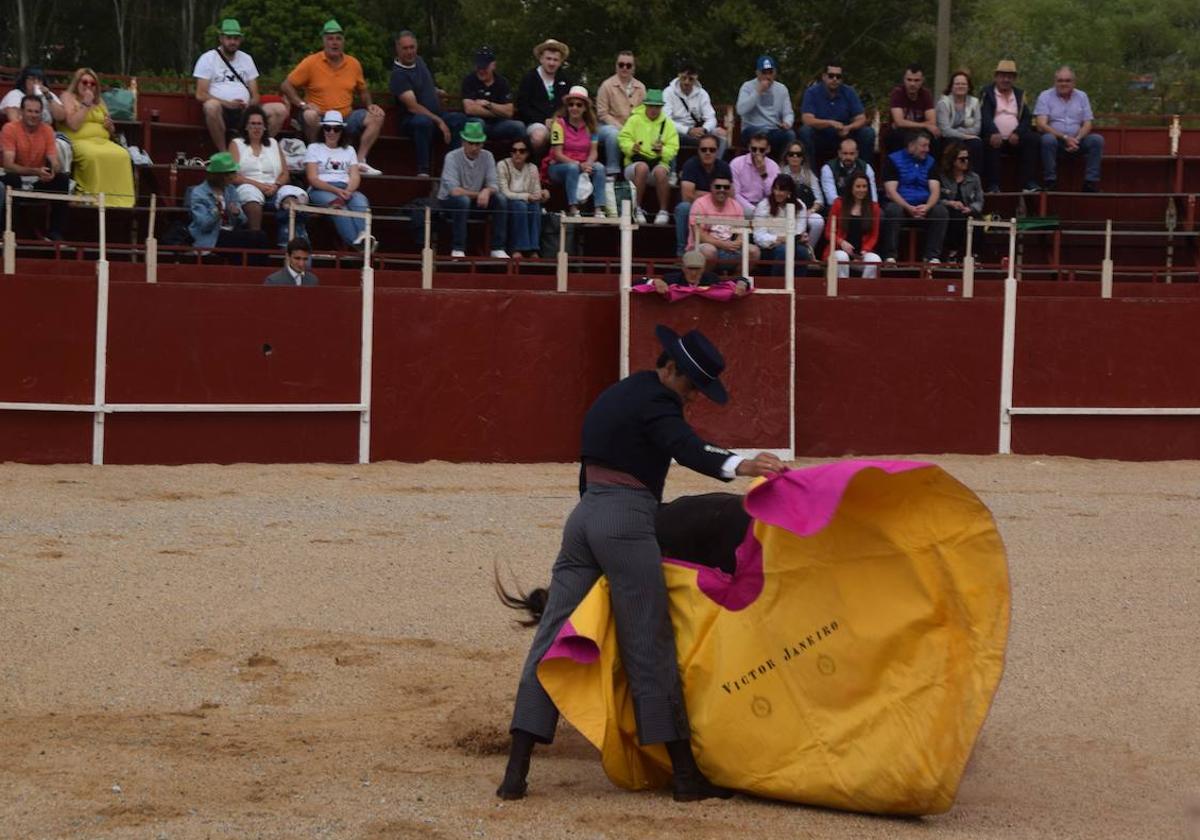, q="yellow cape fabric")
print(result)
[537,463,1009,814]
